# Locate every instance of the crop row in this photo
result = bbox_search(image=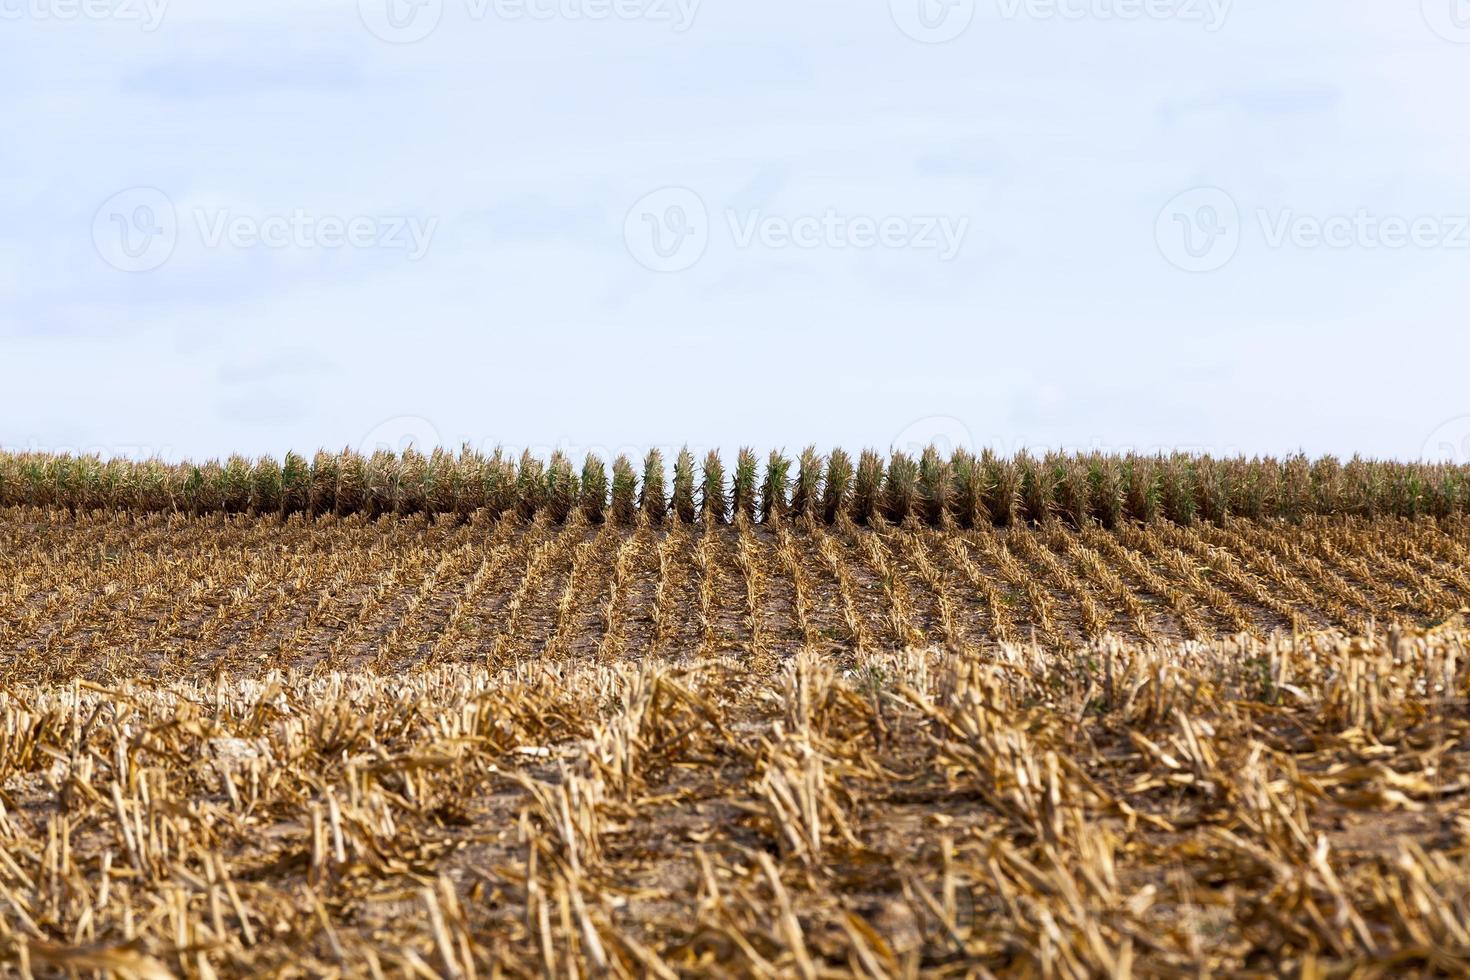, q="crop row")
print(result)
[3,446,1469,526]
[4,509,1468,683]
